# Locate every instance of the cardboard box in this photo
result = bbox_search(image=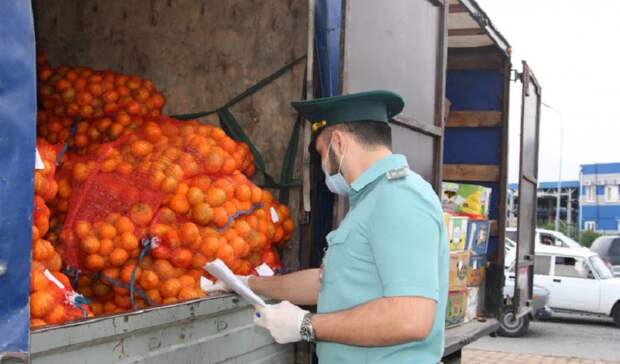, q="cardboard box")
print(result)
[467,254,487,287]
[465,287,480,323]
[442,182,492,219]
[466,220,491,256]
[446,290,467,327]
[445,214,468,252]
[467,255,487,287]
[449,251,470,290]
